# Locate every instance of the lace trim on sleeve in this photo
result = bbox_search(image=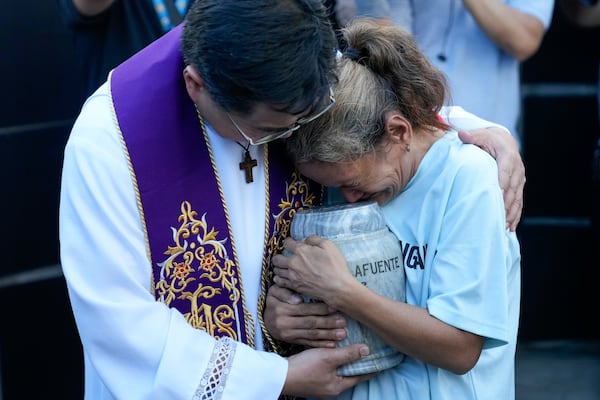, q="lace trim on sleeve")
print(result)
[193,337,237,400]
